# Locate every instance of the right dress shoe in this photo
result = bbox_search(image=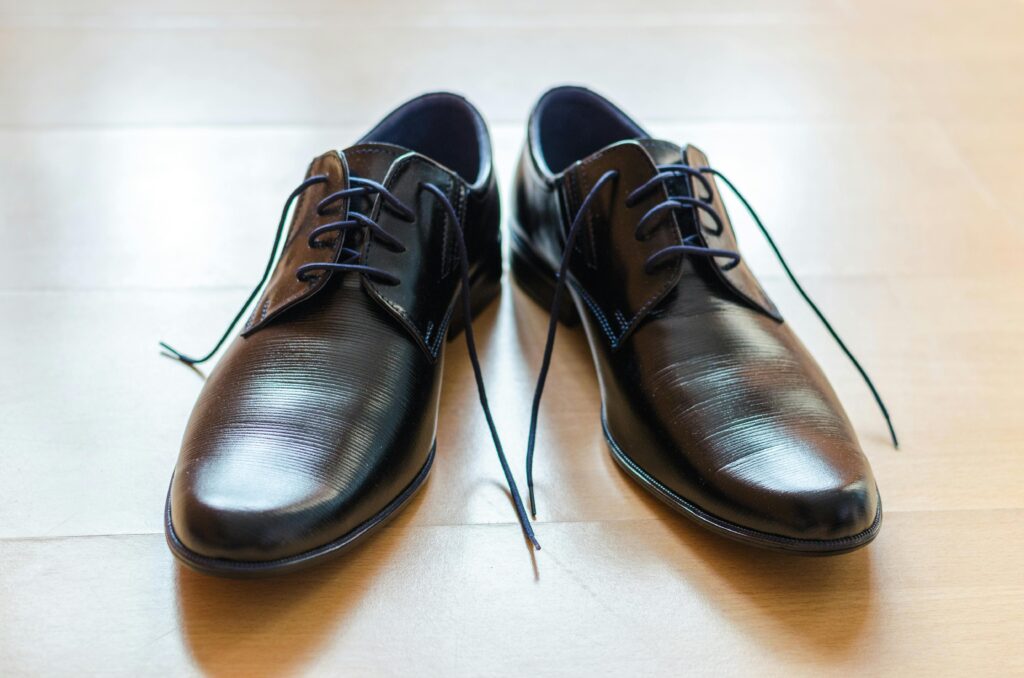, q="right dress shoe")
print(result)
[512,86,897,554]
[161,92,536,576]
